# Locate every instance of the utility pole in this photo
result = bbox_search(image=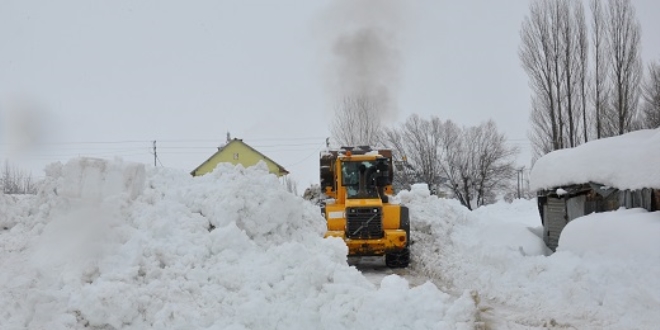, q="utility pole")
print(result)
[517,169,520,199]
[517,167,525,199]
[153,140,157,166]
